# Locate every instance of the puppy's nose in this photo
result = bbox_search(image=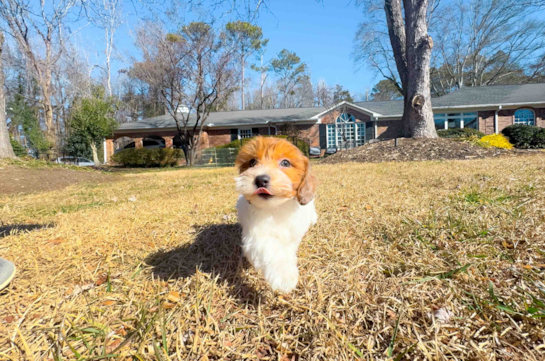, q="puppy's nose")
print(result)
[254,174,270,188]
